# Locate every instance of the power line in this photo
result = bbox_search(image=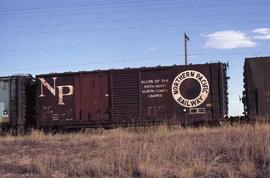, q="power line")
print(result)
[0,35,177,56]
[0,0,177,13]
[1,20,269,56]
[1,11,268,30]
[0,1,267,17]
[0,54,183,72]
[1,20,268,37]
[0,0,231,14]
